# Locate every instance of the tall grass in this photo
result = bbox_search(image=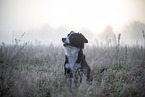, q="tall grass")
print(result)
[0,35,145,97]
